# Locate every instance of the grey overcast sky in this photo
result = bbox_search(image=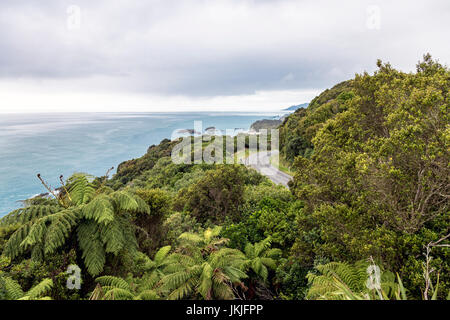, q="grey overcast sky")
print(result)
[0,0,449,112]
